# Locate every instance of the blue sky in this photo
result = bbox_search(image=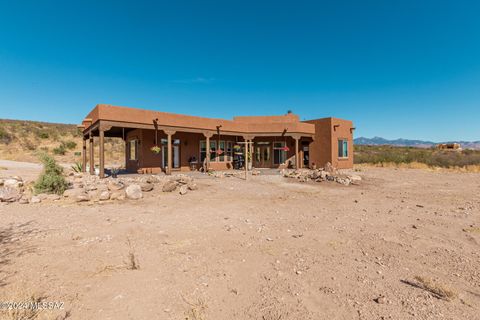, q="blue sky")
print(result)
[0,0,479,141]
